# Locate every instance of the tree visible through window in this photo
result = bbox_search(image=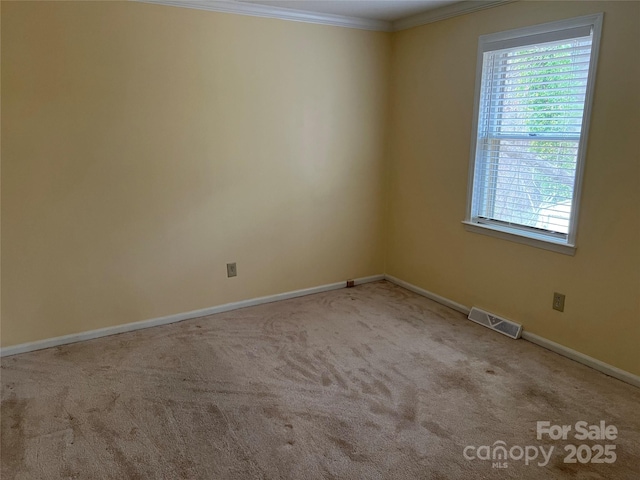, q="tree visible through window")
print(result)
[465,15,602,252]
